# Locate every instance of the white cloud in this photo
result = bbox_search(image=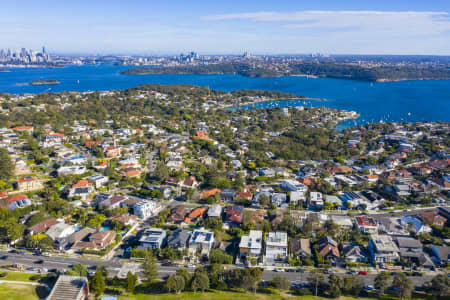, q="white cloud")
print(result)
[204,10,450,36]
